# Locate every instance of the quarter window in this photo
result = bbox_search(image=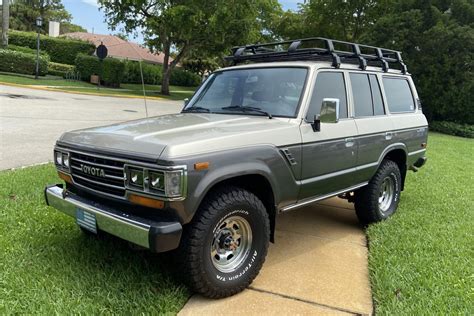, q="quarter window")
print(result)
[306,72,347,120]
[383,77,415,113]
[350,73,386,117]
